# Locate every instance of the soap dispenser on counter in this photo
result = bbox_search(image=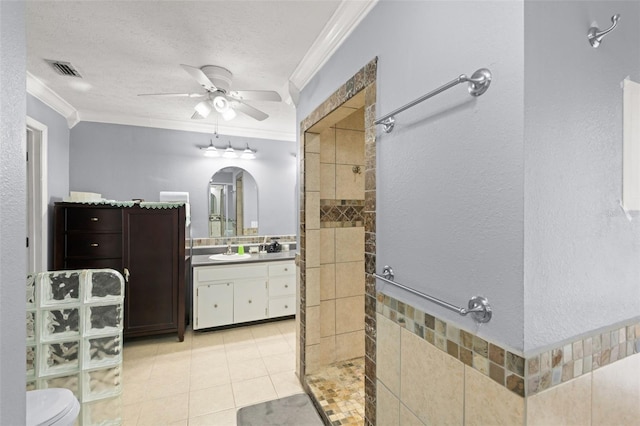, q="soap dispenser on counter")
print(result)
[267,237,281,253]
